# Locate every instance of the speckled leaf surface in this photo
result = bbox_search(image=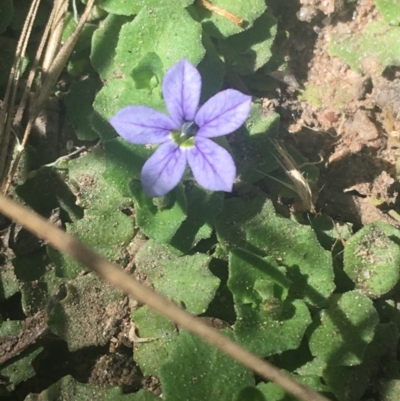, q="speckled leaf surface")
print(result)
[47,149,134,278]
[216,197,335,306]
[114,5,204,77]
[229,249,311,356]
[47,274,124,351]
[132,306,179,376]
[344,221,400,298]
[160,330,254,401]
[217,12,277,75]
[24,375,158,400]
[193,0,266,38]
[329,20,400,74]
[135,240,220,314]
[308,291,379,366]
